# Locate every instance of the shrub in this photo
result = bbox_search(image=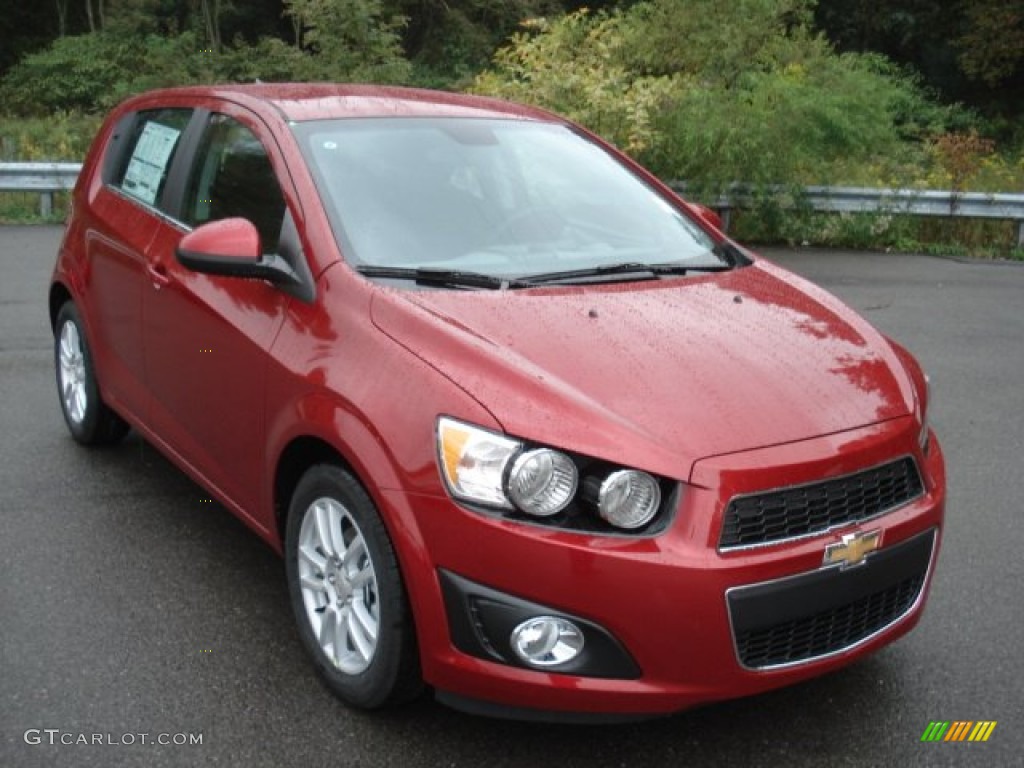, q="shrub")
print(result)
[473,0,961,193]
[472,11,680,156]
